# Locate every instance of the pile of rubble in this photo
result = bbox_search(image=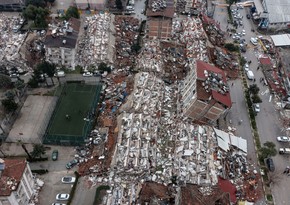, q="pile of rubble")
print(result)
[160,41,187,81]
[135,40,164,73]
[115,16,140,69]
[172,17,208,68]
[202,14,225,47]
[151,0,167,12]
[28,178,44,205]
[77,13,116,68]
[0,14,27,66]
